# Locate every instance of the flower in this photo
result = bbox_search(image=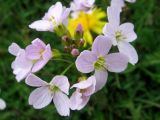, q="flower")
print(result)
[76,35,128,92]
[26,74,70,116]
[103,6,138,65]
[25,38,52,72]
[8,39,52,82]
[8,43,33,82]
[68,9,106,44]
[0,98,6,110]
[70,76,96,110]
[29,2,70,32]
[70,0,95,13]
